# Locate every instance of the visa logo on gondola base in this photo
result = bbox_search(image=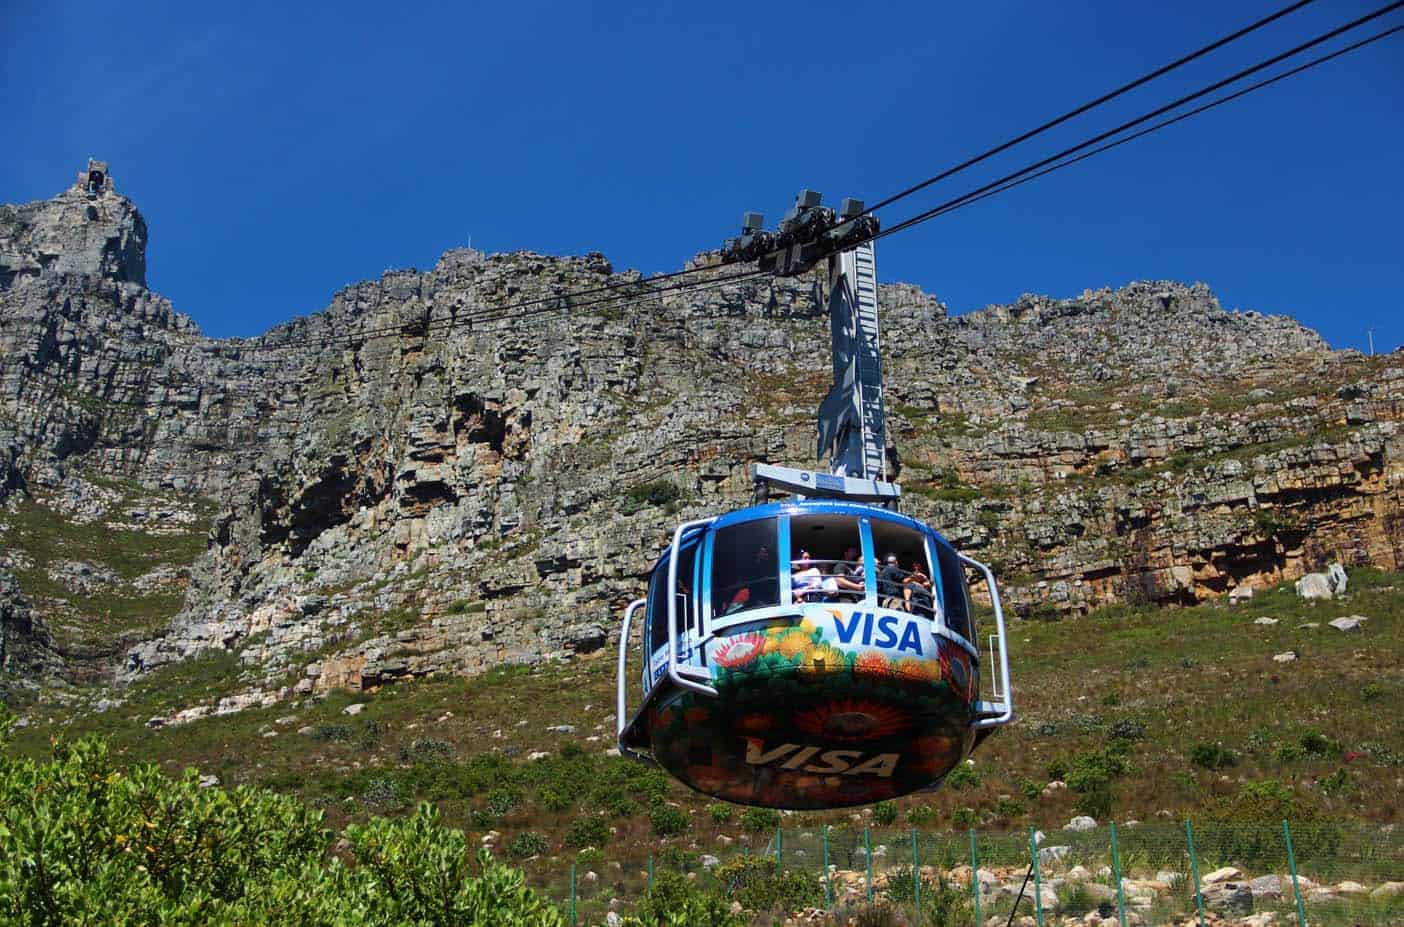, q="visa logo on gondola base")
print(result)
[831,610,924,656]
[742,737,900,778]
